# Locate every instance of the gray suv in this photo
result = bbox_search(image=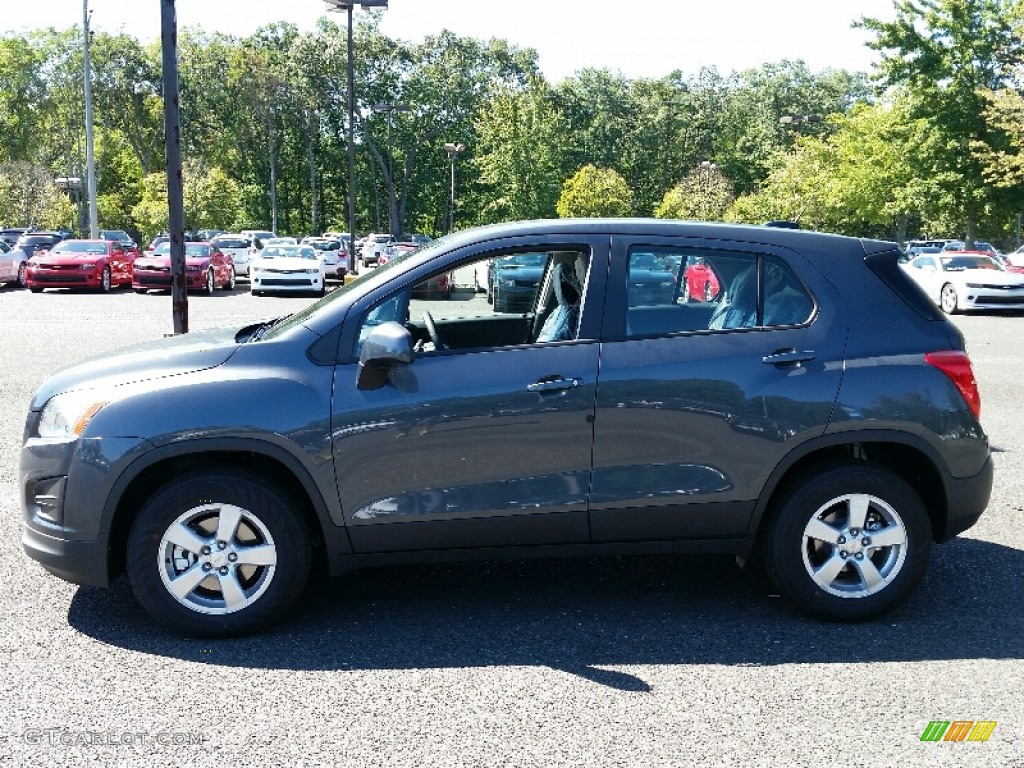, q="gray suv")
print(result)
[19,219,992,637]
